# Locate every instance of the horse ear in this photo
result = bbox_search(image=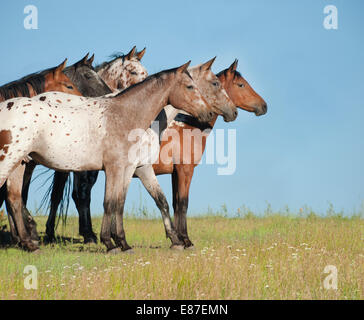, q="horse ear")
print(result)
[54,58,67,78]
[177,61,191,74]
[86,54,95,66]
[226,59,238,80]
[126,46,137,60]
[228,59,238,73]
[74,53,89,67]
[136,47,146,61]
[200,57,216,72]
